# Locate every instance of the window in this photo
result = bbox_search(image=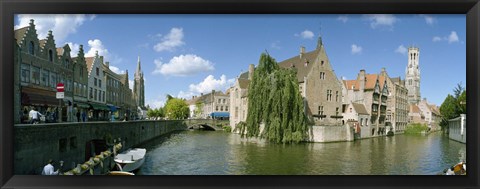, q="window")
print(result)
[223,99,226,104]
[94,78,97,86]
[89,87,93,98]
[216,106,219,111]
[99,80,102,88]
[327,90,332,101]
[226,106,229,111]
[336,107,339,116]
[21,64,30,83]
[96,68,99,76]
[65,59,69,68]
[94,89,97,100]
[349,108,352,113]
[221,106,224,111]
[48,50,53,62]
[320,72,325,80]
[28,41,34,55]
[31,66,40,85]
[336,91,339,102]
[80,67,83,79]
[218,99,221,104]
[41,70,49,87]
[318,106,324,119]
[235,89,238,98]
[321,60,324,65]
[235,107,238,119]
[50,73,56,88]
[103,91,105,102]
